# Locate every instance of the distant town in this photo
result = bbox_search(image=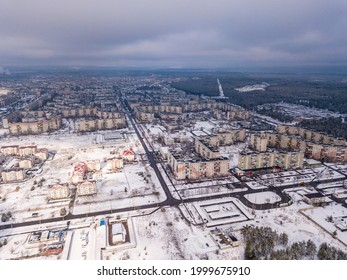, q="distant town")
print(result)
[0,70,347,260]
